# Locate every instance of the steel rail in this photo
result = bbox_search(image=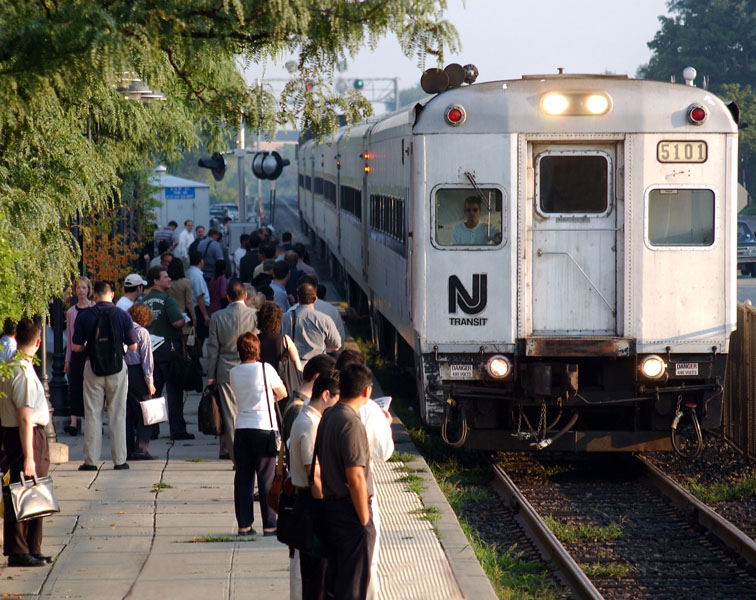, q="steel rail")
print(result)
[636,455,756,569]
[490,463,604,600]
